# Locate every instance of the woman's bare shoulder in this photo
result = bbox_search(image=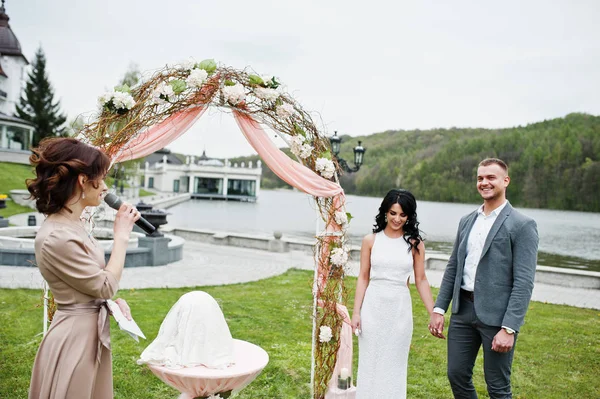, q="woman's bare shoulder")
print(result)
[362,233,376,247]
